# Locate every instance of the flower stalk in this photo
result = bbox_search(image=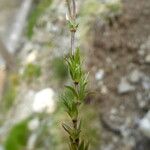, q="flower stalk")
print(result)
[62,0,89,150]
